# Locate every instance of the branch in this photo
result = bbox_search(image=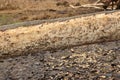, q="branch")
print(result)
[69,3,104,9]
